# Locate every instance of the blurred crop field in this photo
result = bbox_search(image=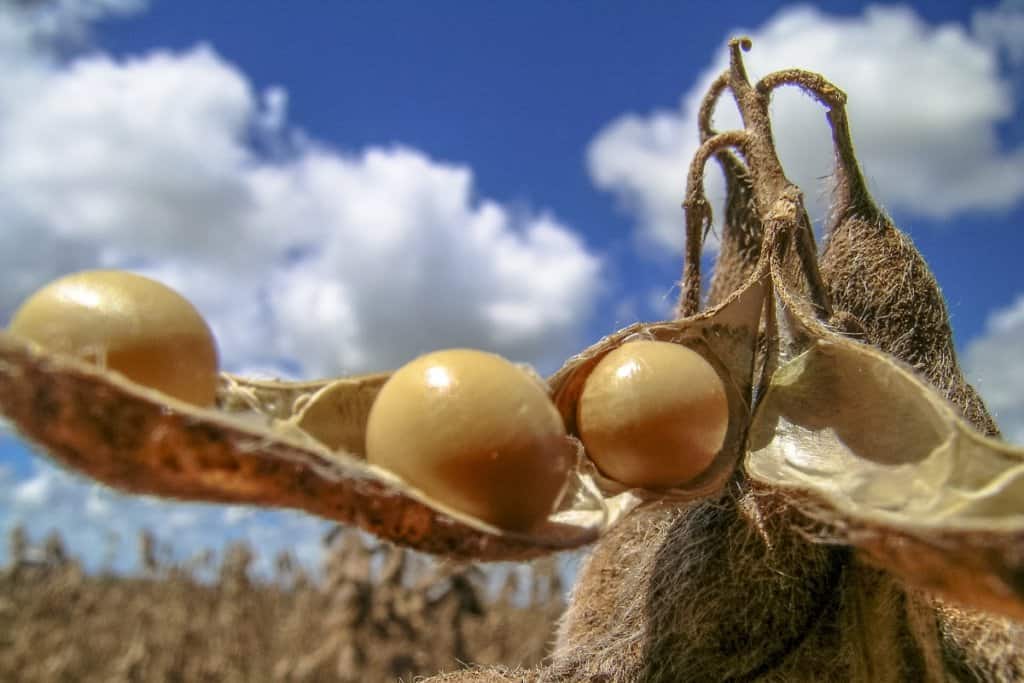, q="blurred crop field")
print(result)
[0,526,565,682]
